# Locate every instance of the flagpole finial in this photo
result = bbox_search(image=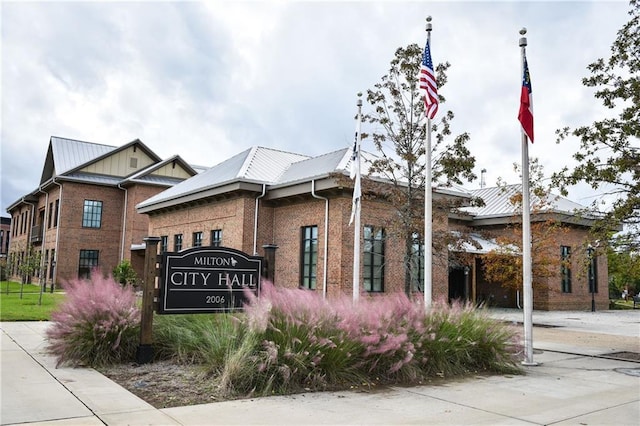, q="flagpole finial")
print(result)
[519,27,528,47]
[356,92,362,107]
[425,16,432,32]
